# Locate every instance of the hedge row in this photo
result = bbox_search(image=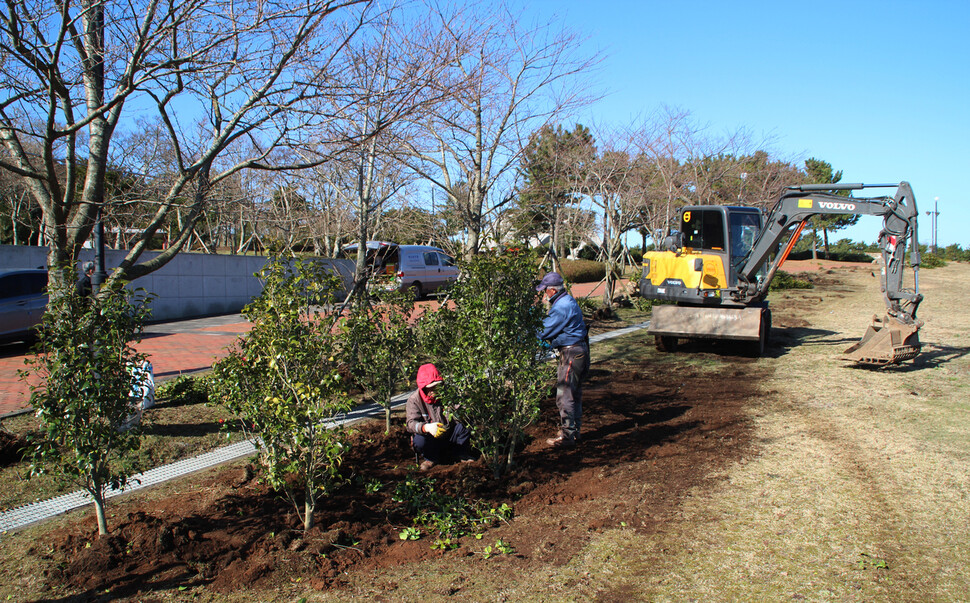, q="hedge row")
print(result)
[559,259,606,283]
